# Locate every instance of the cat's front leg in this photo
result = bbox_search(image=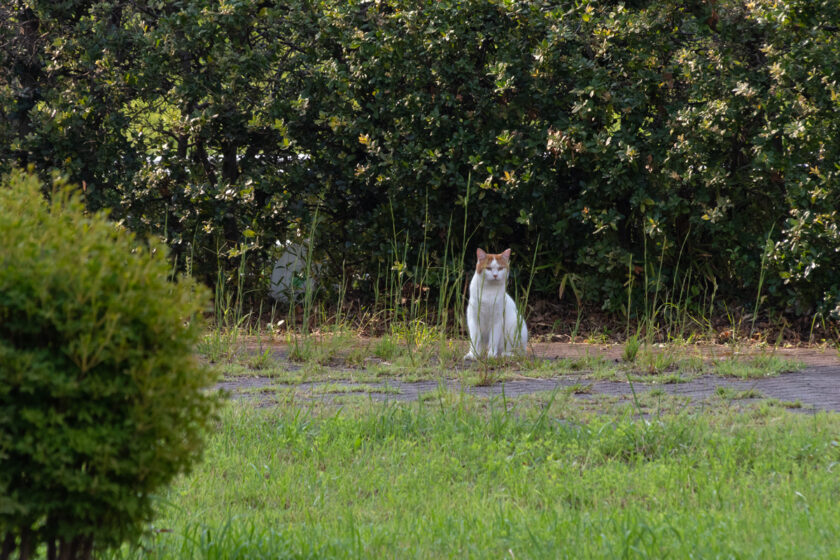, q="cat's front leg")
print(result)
[464,311,481,360]
[486,326,502,358]
[500,332,516,357]
[465,339,485,360]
